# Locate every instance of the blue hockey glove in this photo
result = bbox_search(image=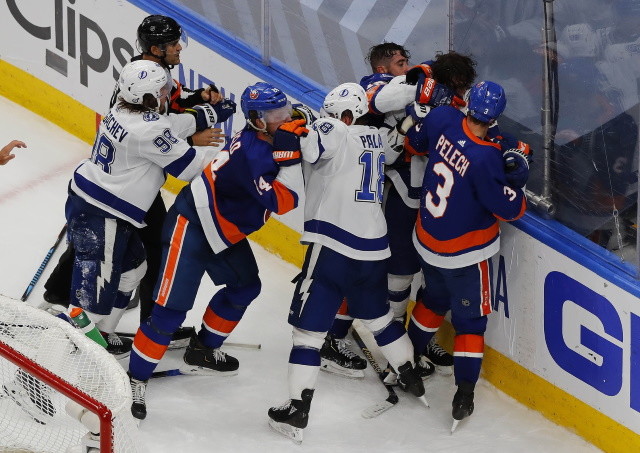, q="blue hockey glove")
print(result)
[503,148,530,188]
[211,99,236,123]
[291,103,317,125]
[415,75,454,108]
[272,119,308,166]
